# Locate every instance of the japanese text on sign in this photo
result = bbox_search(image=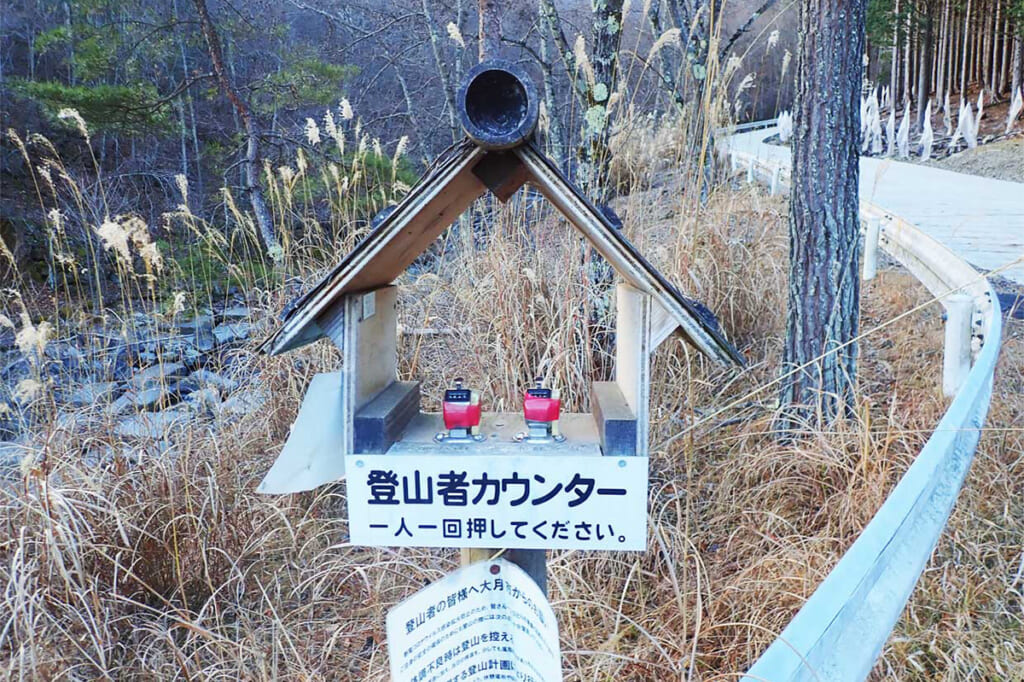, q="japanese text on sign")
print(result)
[386,559,560,682]
[346,454,648,550]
